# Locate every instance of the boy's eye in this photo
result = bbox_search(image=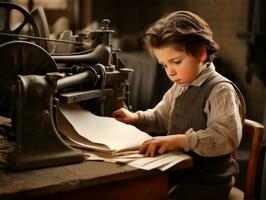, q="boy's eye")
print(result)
[173,60,181,65]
